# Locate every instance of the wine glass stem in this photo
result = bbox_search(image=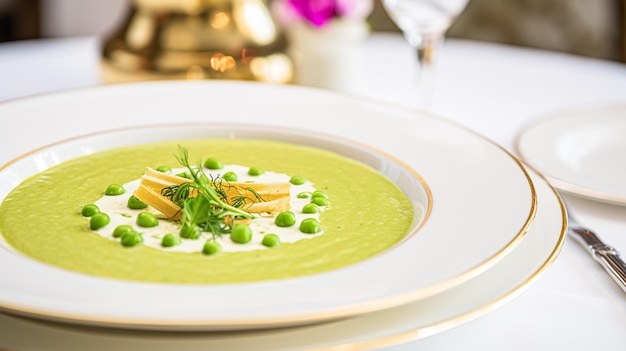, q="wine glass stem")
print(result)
[414,33,443,110]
